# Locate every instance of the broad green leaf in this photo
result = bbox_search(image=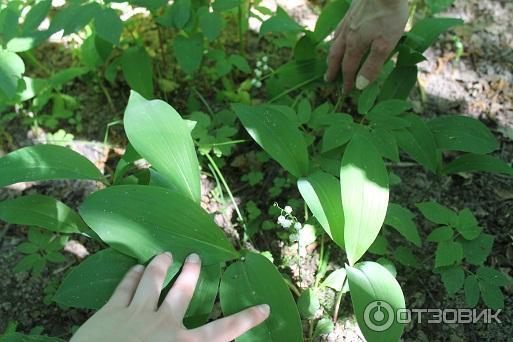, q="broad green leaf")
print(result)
[219,252,303,342]
[341,132,389,265]
[54,248,136,309]
[393,246,418,267]
[406,17,464,53]
[124,91,201,202]
[28,228,52,247]
[5,31,51,52]
[46,252,66,263]
[393,114,440,173]
[80,34,103,68]
[384,203,421,247]
[121,46,154,99]
[14,254,39,273]
[462,233,494,265]
[313,0,350,42]
[297,98,311,124]
[212,0,242,12]
[368,99,412,117]
[229,54,251,73]
[368,234,389,255]
[428,116,498,154]
[184,263,222,328]
[416,201,458,225]
[0,144,103,188]
[426,0,455,13]
[128,0,167,11]
[358,82,380,115]
[199,11,223,41]
[0,5,20,43]
[271,59,326,99]
[346,261,405,342]
[49,2,100,36]
[50,67,88,88]
[79,185,239,265]
[173,33,204,74]
[234,103,310,177]
[321,268,348,292]
[369,128,399,162]
[297,171,344,248]
[366,112,411,130]
[378,66,418,101]
[479,282,504,309]
[321,115,354,152]
[440,266,464,296]
[22,0,52,33]
[297,289,320,319]
[17,242,39,254]
[464,275,480,307]
[95,8,123,45]
[397,44,427,66]
[443,153,513,176]
[476,266,510,287]
[427,226,454,242]
[0,50,25,99]
[435,240,463,268]
[169,0,191,29]
[455,208,481,240]
[260,7,303,36]
[313,318,335,338]
[0,195,87,233]
[376,257,397,277]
